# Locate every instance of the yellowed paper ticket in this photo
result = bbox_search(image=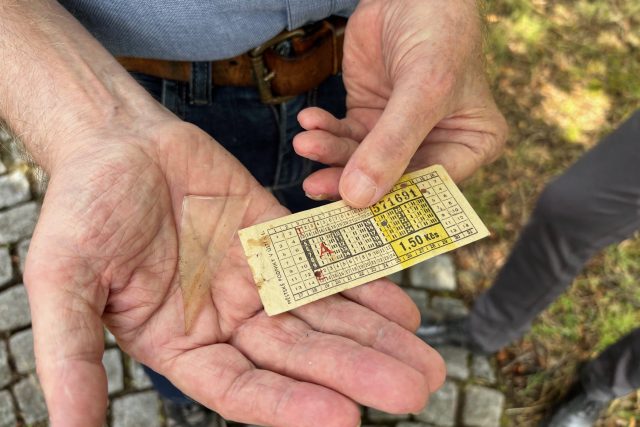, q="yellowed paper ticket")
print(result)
[239,165,489,315]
